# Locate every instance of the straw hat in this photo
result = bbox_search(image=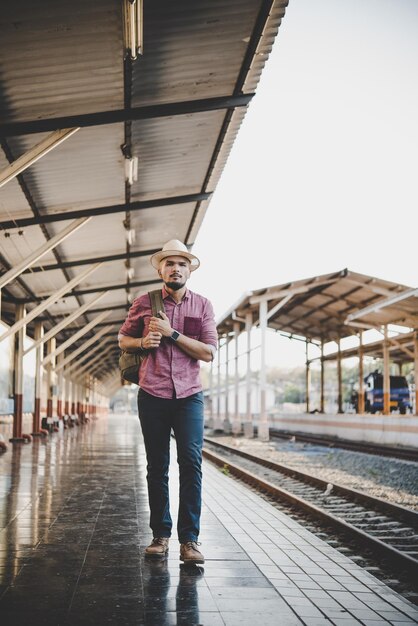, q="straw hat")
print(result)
[150,239,200,271]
